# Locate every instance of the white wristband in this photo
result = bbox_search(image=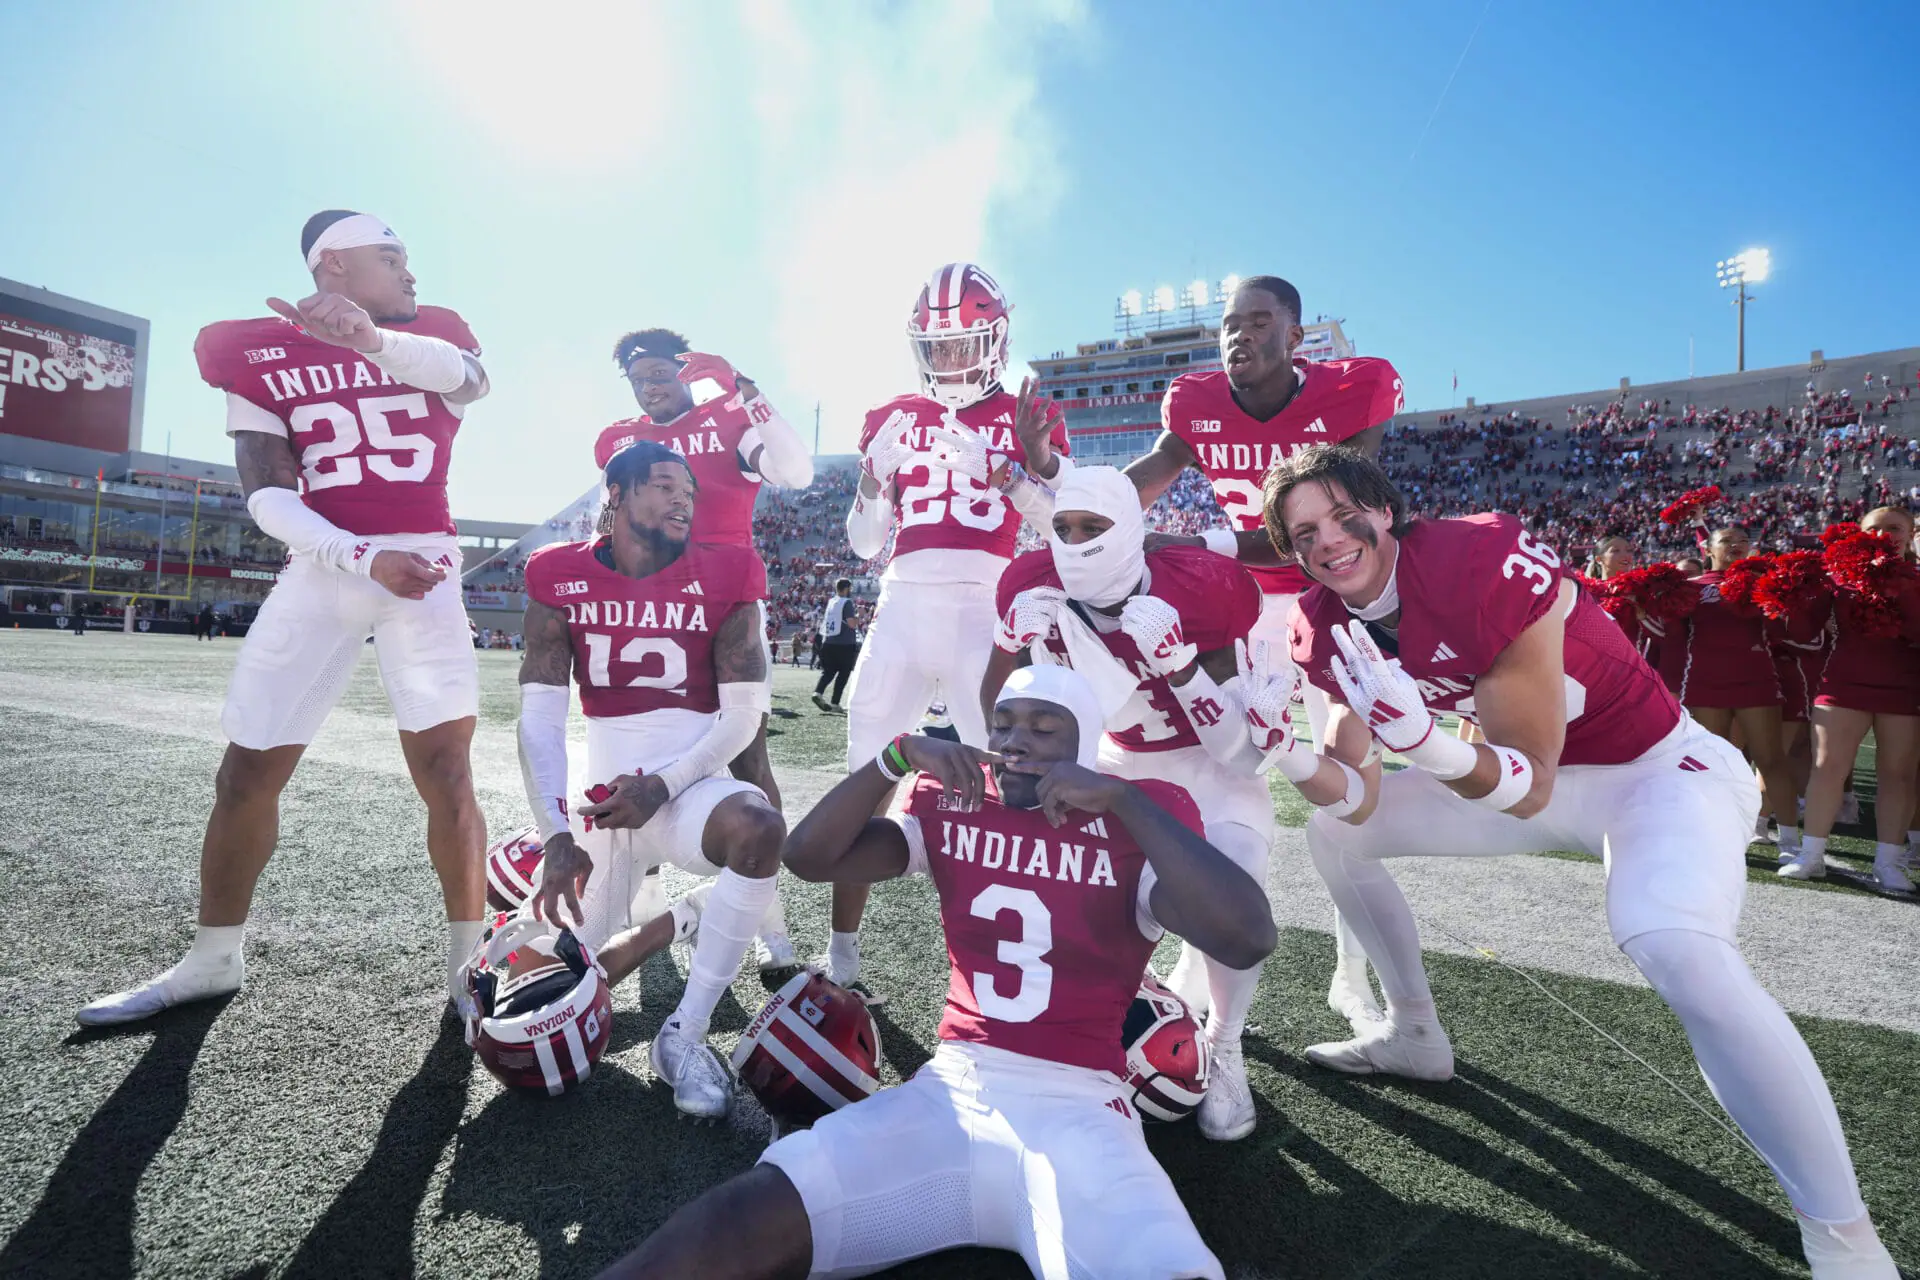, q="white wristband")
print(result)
[1319,760,1366,818]
[1200,527,1238,557]
[1471,745,1534,812]
[1401,721,1479,780]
